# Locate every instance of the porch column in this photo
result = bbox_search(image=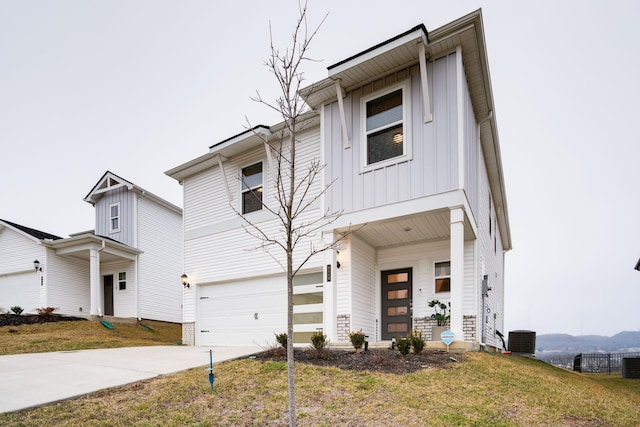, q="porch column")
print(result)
[89,248,101,316]
[323,231,337,342]
[450,206,465,340]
